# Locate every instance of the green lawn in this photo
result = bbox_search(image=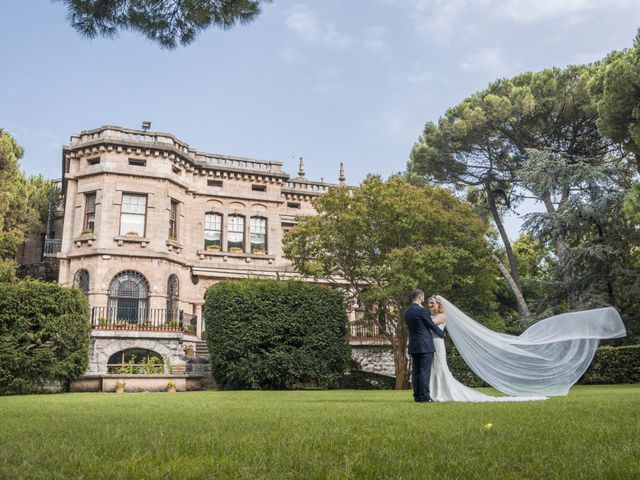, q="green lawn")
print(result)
[0,385,638,479]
